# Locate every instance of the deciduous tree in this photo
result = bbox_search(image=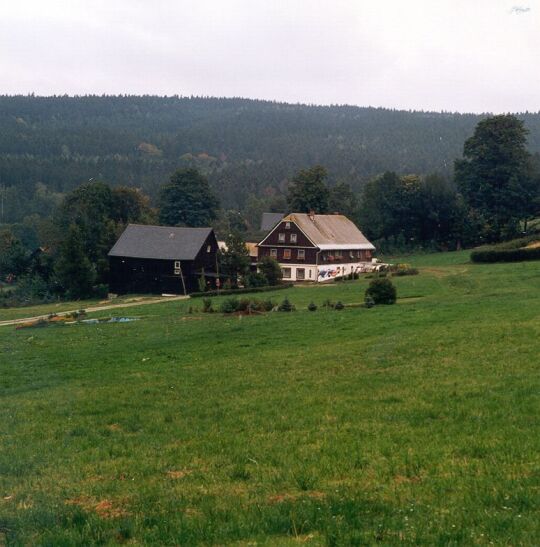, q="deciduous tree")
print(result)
[455,115,536,242]
[159,168,220,227]
[287,165,330,213]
